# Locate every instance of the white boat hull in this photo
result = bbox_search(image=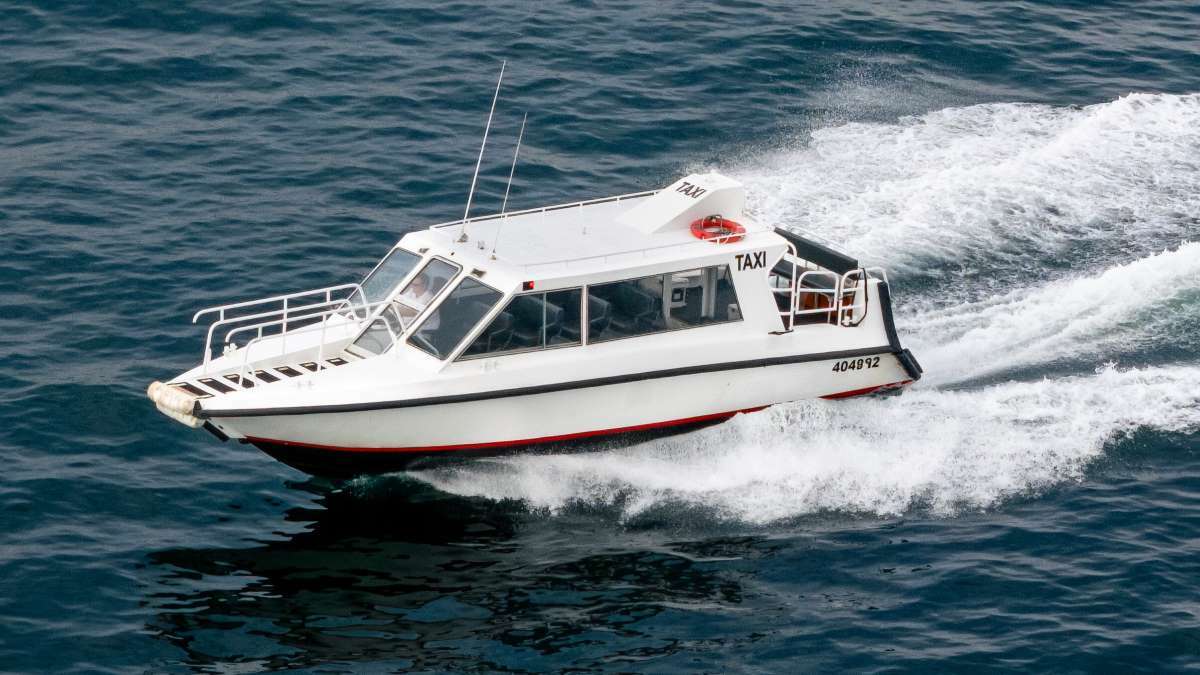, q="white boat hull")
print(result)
[209,349,914,476]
